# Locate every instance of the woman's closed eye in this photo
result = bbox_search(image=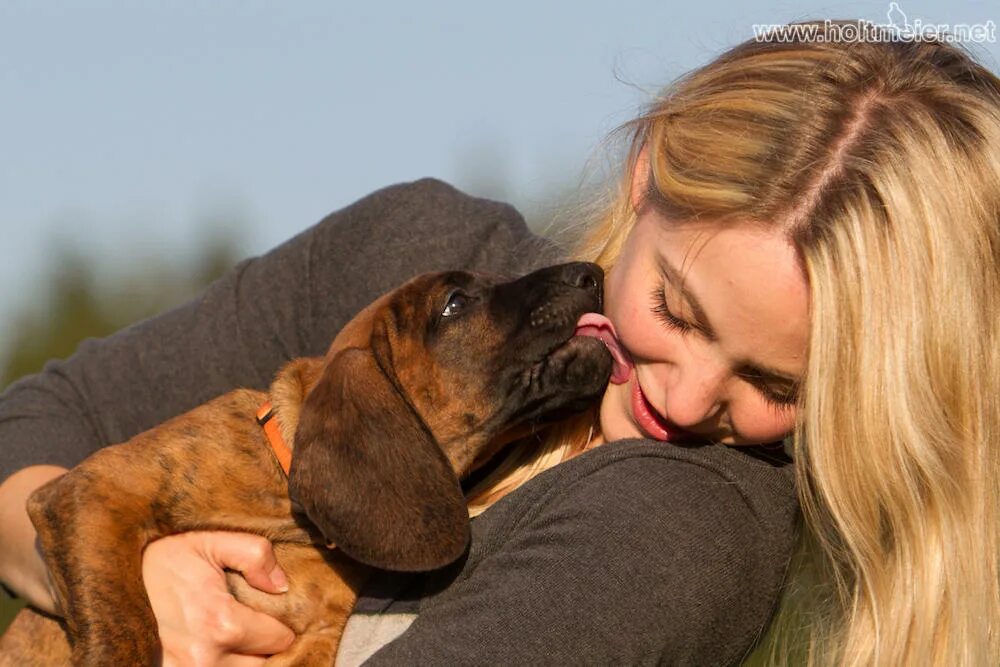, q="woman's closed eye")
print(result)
[649,286,697,335]
[736,369,799,411]
[648,286,798,410]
